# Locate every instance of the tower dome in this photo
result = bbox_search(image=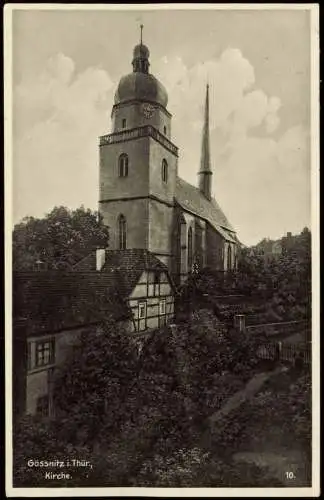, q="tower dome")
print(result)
[114,73,168,108]
[114,29,168,108]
